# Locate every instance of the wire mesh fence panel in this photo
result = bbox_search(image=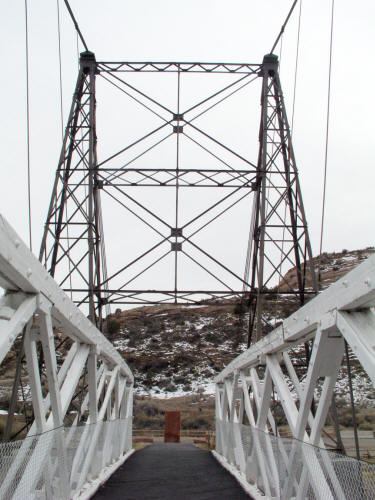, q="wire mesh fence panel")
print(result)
[0,215,134,499]
[214,257,375,498]
[0,418,132,500]
[216,421,375,500]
